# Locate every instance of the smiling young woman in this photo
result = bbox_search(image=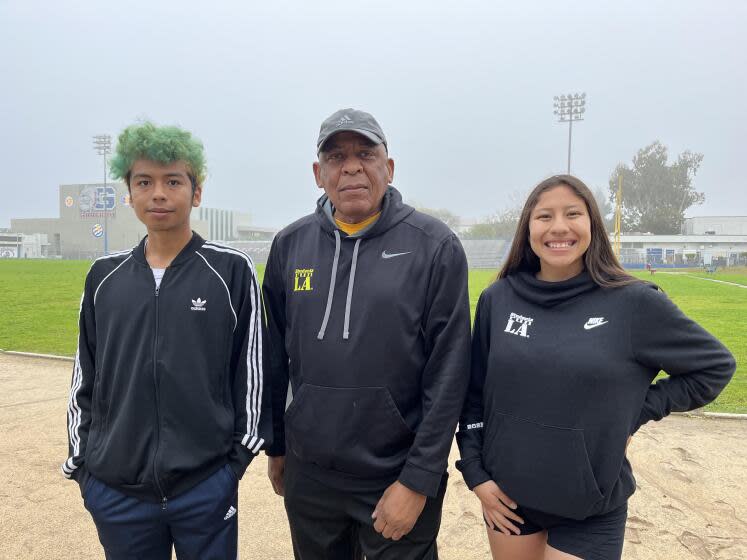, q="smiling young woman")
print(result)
[456,175,735,560]
[501,175,634,287]
[527,184,591,282]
